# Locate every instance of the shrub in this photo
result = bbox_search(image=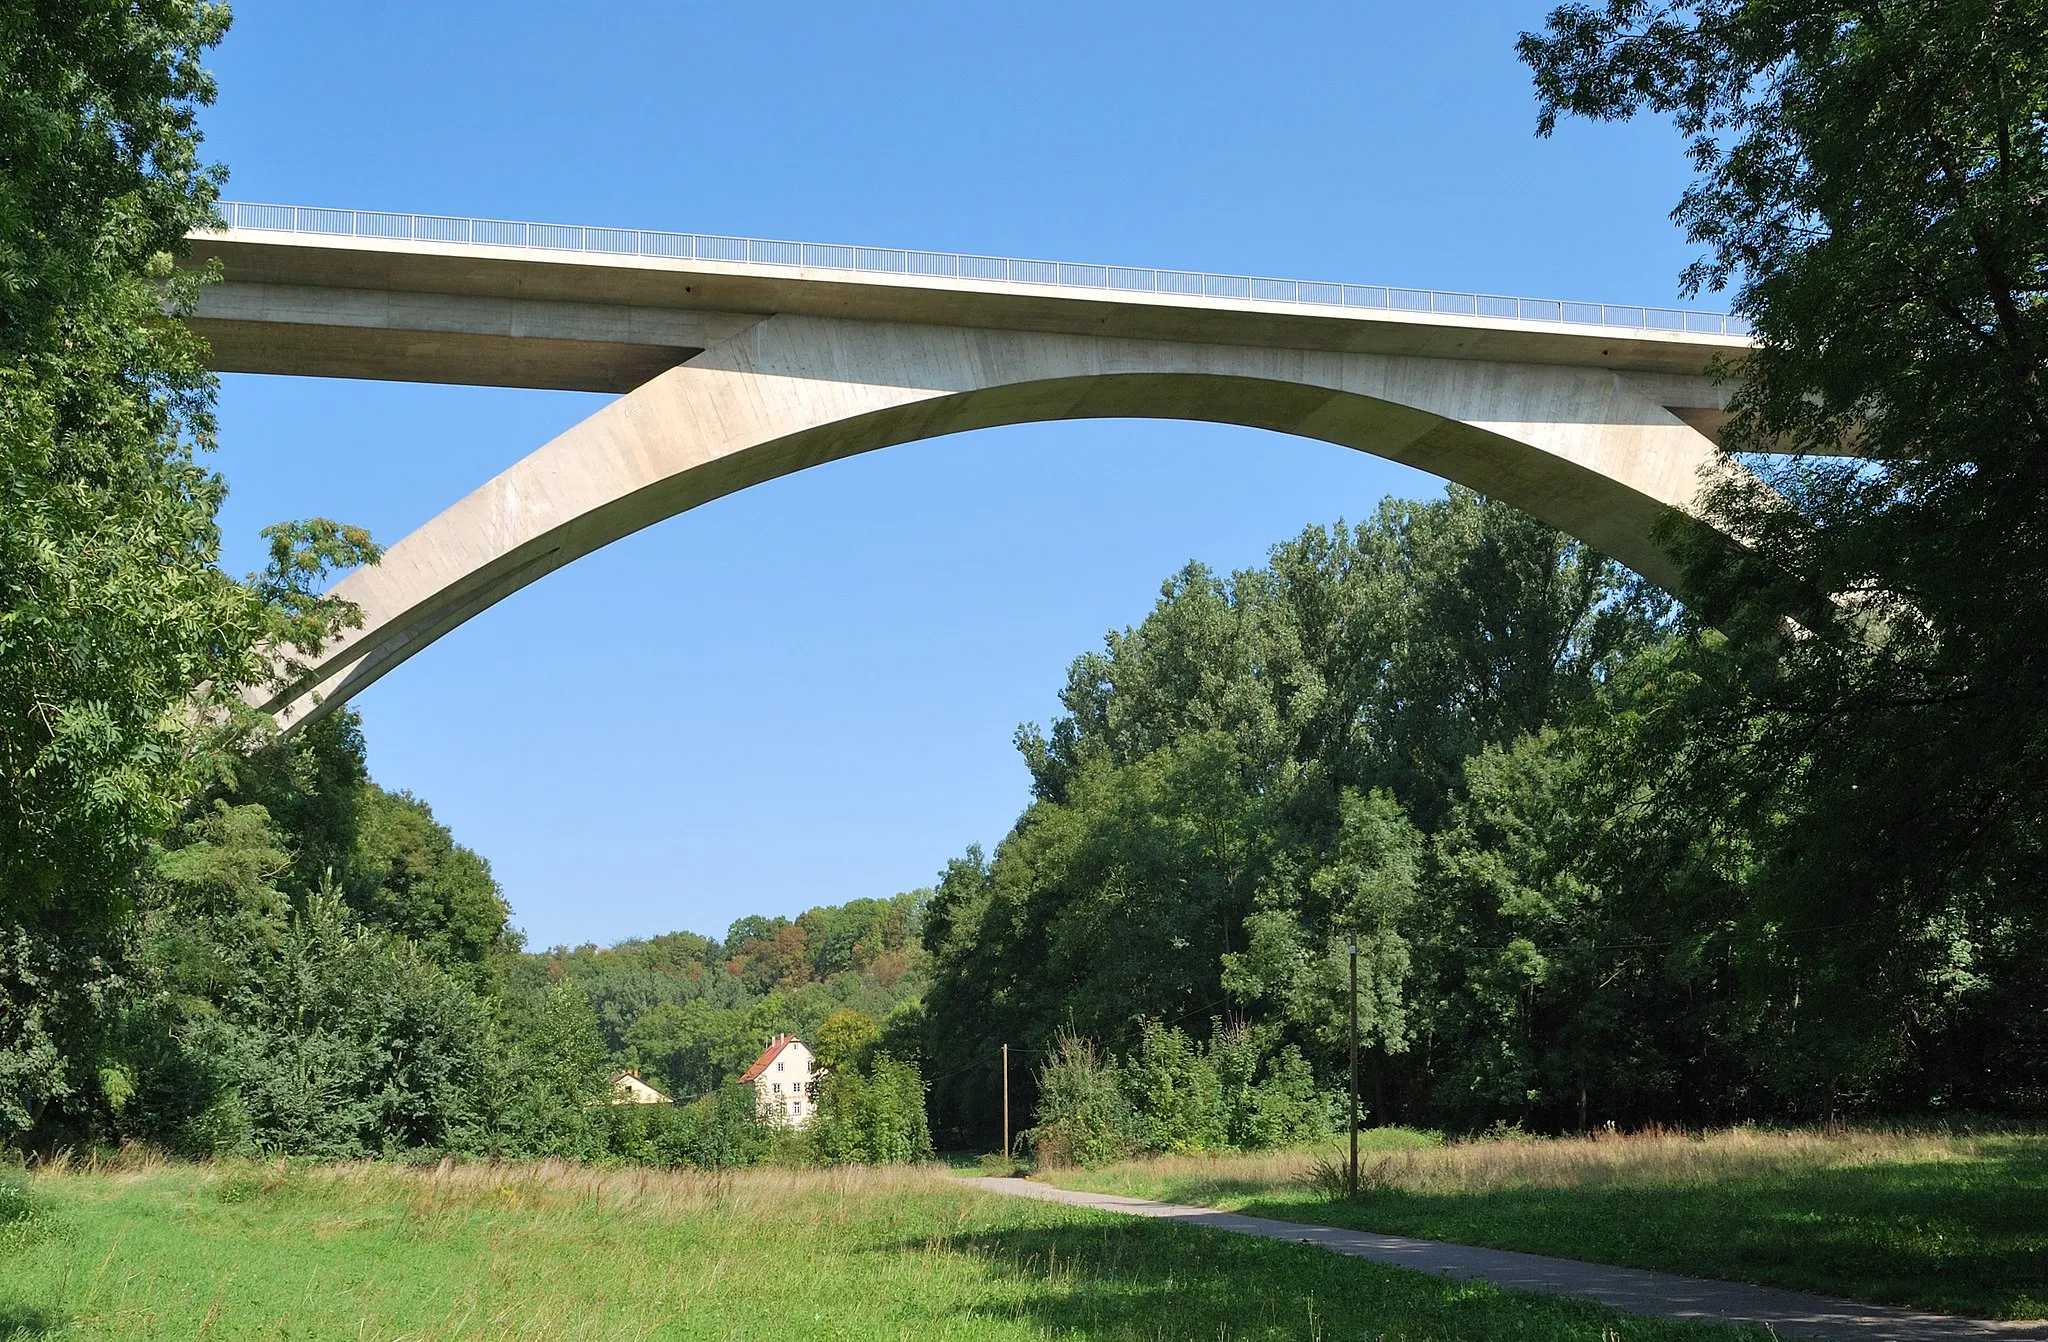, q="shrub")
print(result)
[1126,1021,1228,1153]
[809,1056,933,1165]
[488,982,610,1159]
[1214,1026,1335,1148]
[1025,1032,1135,1168]
[1026,1022,1335,1167]
[673,1085,775,1169]
[129,893,499,1160]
